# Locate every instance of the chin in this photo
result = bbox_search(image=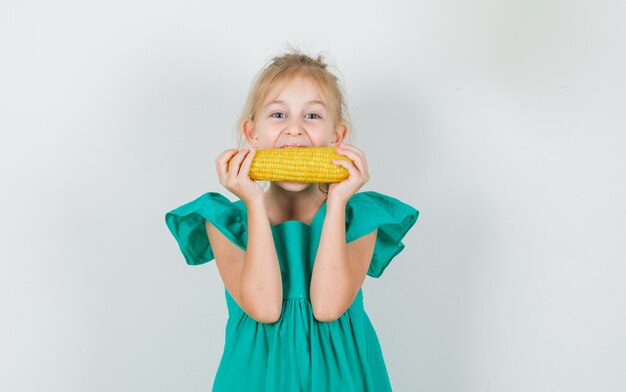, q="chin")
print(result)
[272,181,314,192]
